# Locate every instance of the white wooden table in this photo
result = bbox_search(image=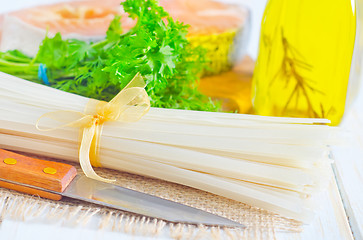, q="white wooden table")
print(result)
[0,0,362,239]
